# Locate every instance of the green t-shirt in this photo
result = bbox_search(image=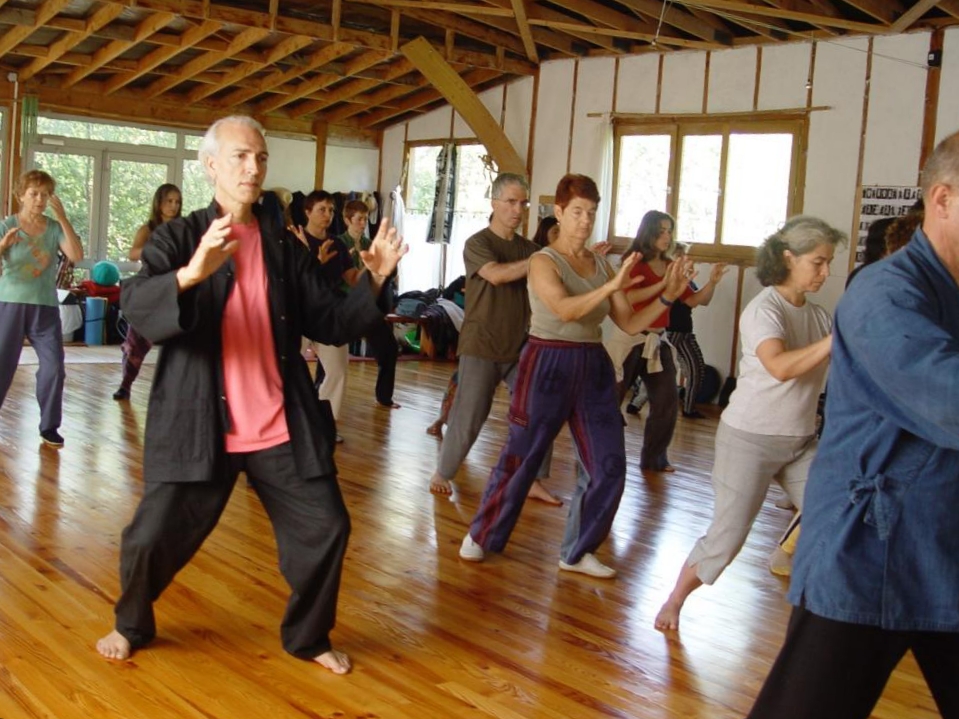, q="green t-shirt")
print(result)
[0,214,64,307]
[338,230,371,272]
[458,227,539,362]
